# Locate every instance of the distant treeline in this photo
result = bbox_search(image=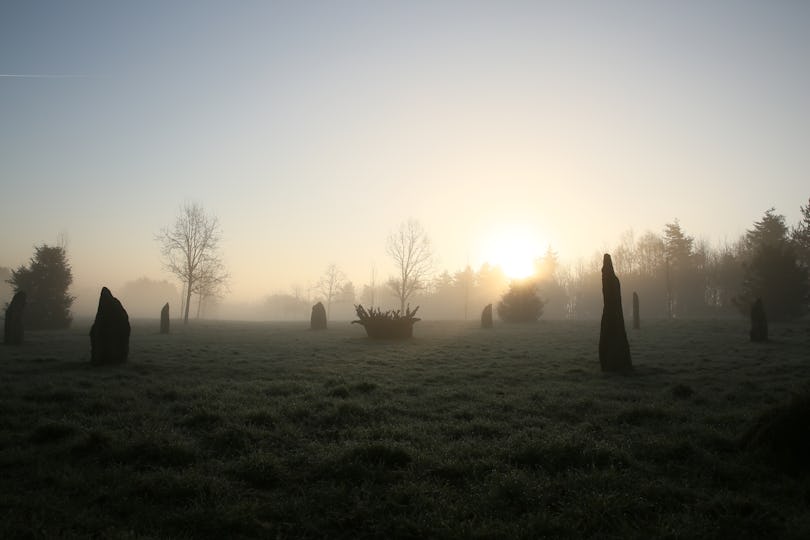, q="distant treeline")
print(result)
[4,203,807,323]
[252,205,808,322]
